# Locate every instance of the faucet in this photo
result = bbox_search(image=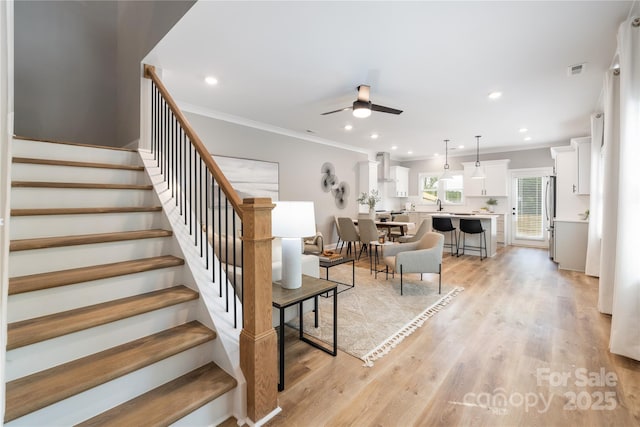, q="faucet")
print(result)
[436,198,443,212]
